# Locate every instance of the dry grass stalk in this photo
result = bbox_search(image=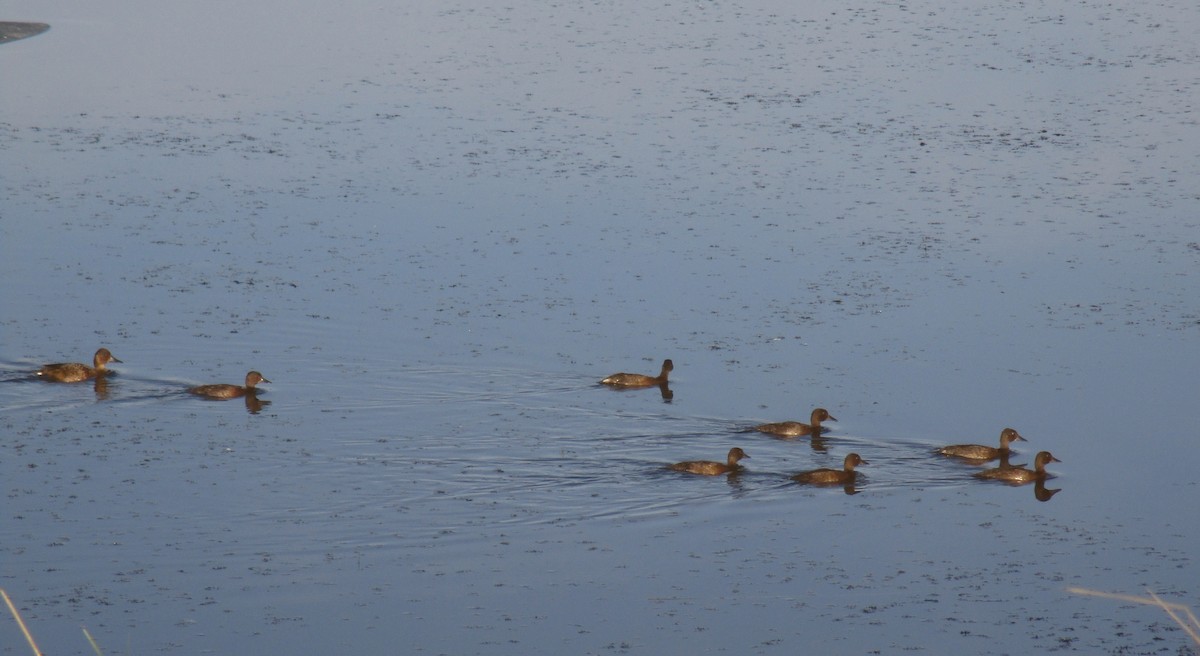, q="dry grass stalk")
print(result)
[1068,586,1200,647]
[0,588,45,656]
[82,625,105,656]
